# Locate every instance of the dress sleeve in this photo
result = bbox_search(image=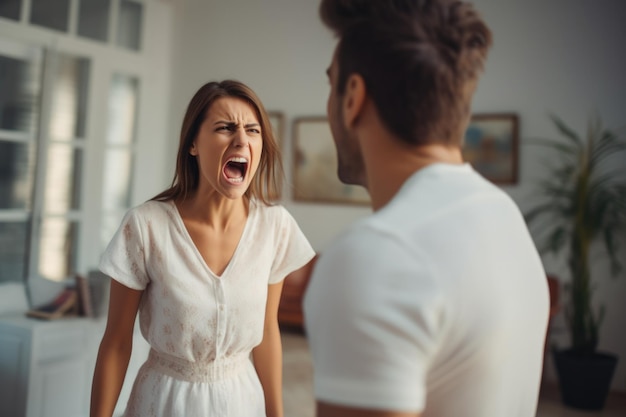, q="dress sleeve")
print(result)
[99,208,150,290]
[268,206,315,285]
[303,227,445,412]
